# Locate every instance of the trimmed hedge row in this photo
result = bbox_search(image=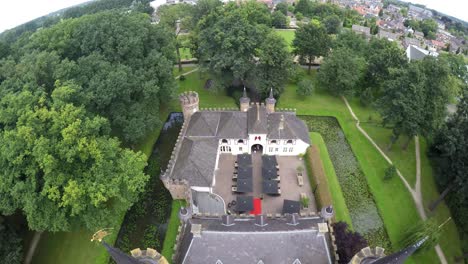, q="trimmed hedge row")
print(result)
[305,146,333,212]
